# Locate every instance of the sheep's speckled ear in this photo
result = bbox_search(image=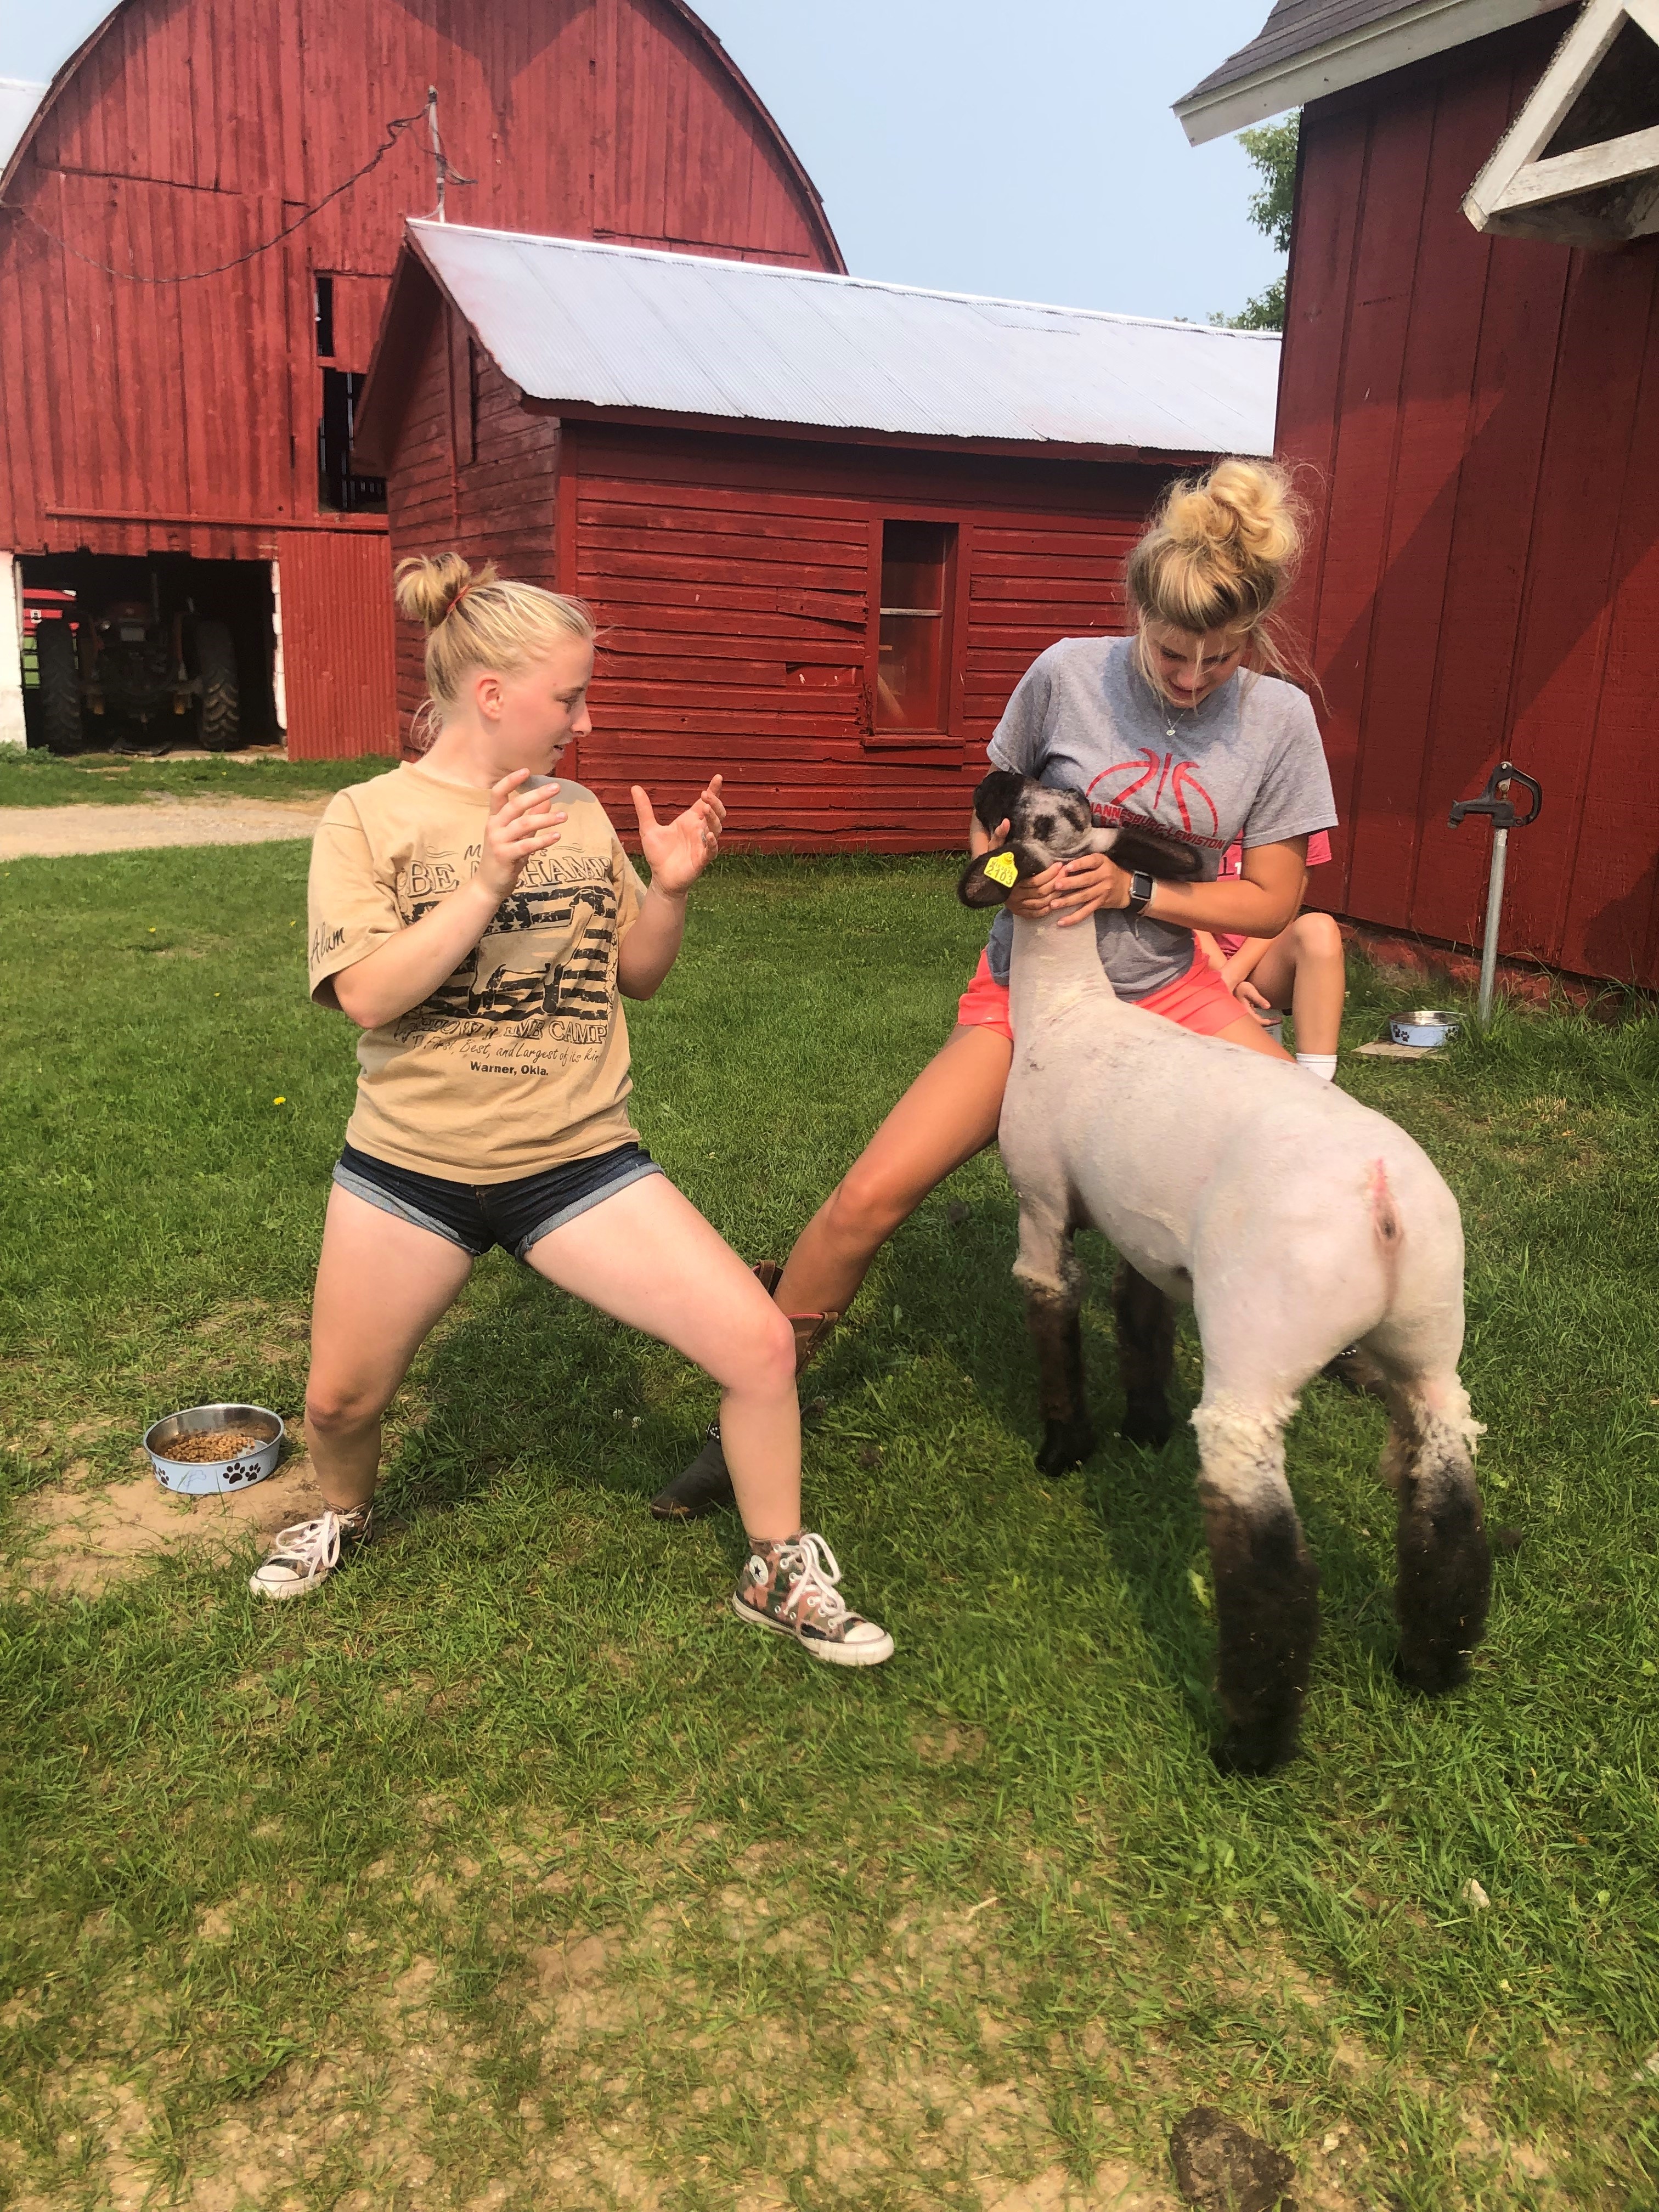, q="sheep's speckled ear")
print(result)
[958,851,1017,909]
